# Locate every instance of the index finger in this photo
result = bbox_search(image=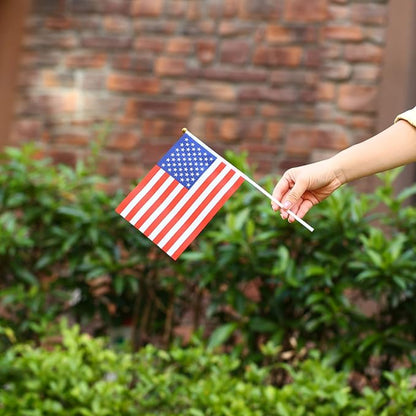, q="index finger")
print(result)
[271,176,291,211]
